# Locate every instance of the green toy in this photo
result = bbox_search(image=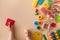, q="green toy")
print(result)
[43,34,47,40]
[37,26,41,30]
[46,0,52,5]
[57,30,60,38]
[35,12,39,16]
[55,15,60,23]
